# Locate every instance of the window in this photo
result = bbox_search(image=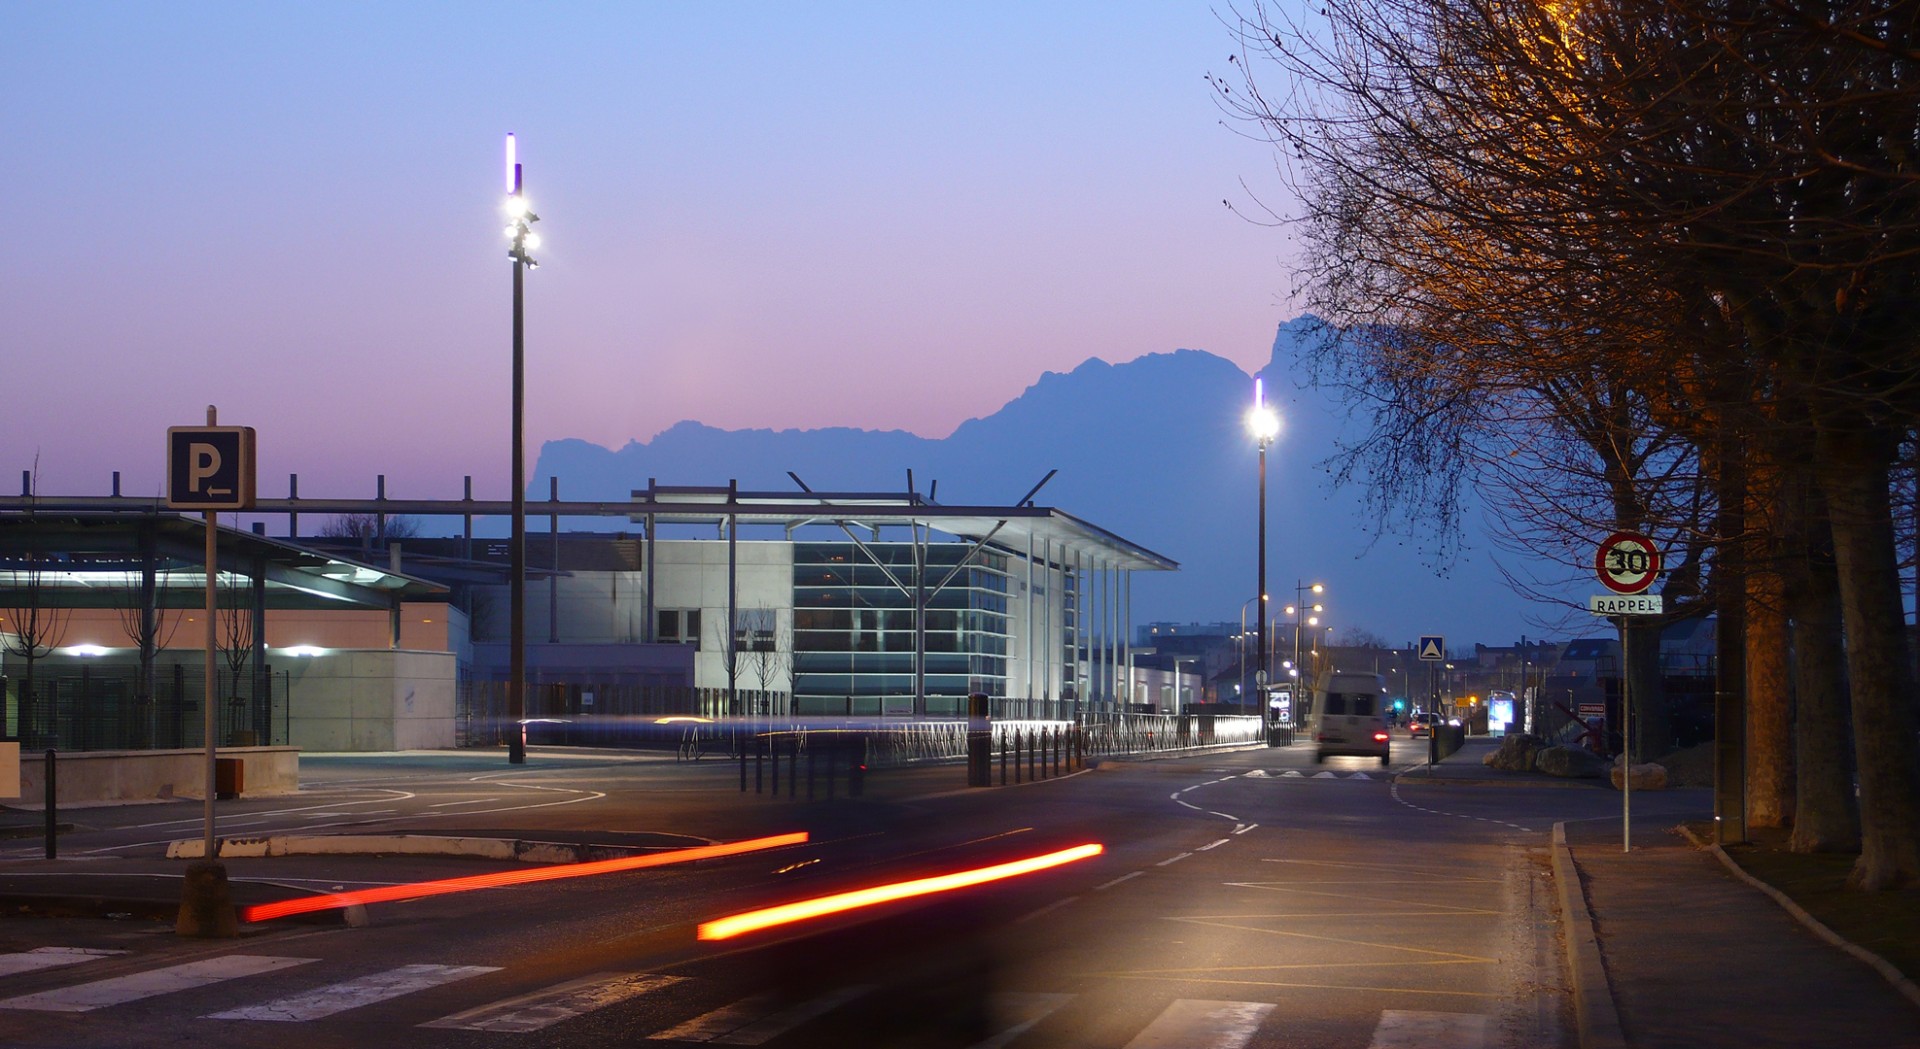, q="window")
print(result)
[658,609,701,647]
